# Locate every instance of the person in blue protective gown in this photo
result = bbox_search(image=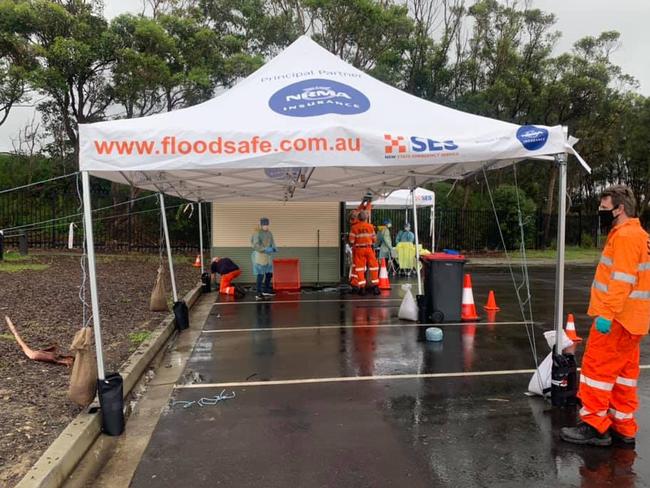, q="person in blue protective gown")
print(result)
[251,217,277,300]
[396,223,415,243]
[377,219,393,260]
